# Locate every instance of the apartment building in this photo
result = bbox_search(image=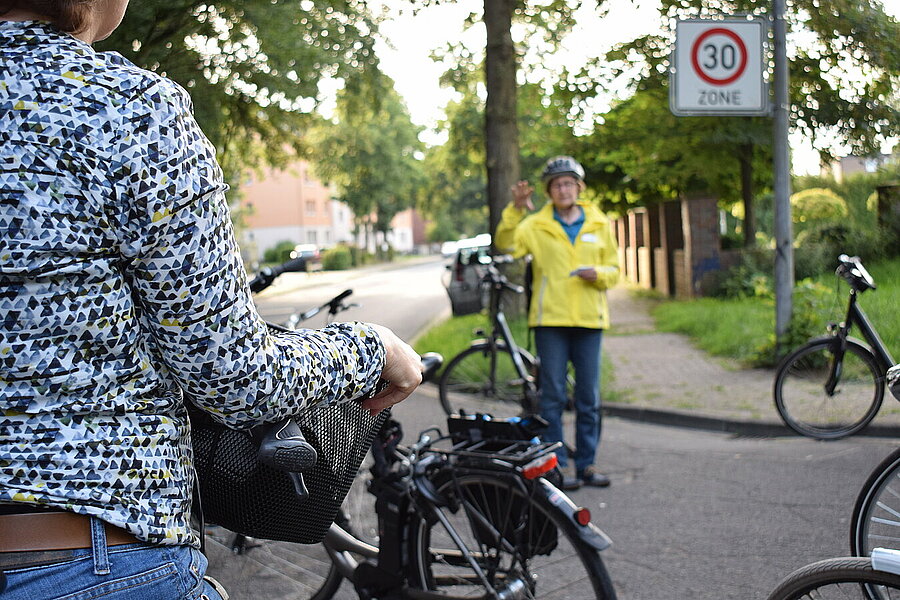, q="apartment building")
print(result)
[237,160,426,264]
